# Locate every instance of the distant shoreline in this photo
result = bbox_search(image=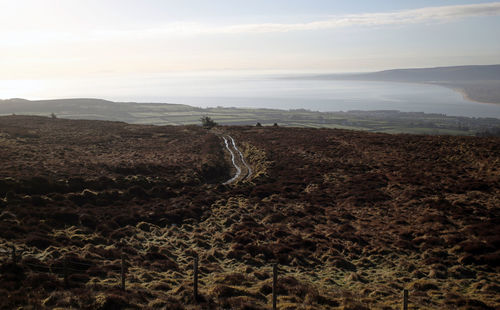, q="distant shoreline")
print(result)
[447,87,489,105]
[431,83,500,106]
[288,64,500,106]
[330,79,500,106]
[282,75,500,106]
